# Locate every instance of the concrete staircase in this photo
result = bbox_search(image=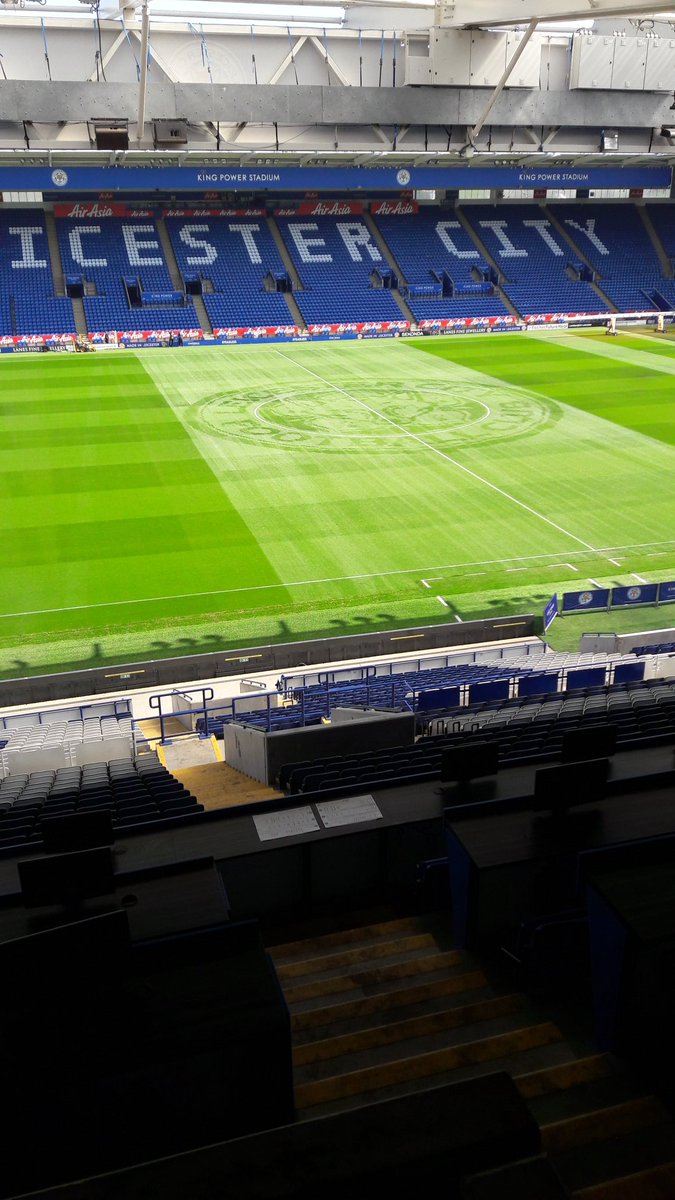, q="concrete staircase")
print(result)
[268,911,675,1193]
[192,294,214,336]
[363,212,417,323]
[542,204,617,312]
[155,216,185,291]
[636,205,673,279]
[46,207,86,333]
[71,295,88,338]
[454,208,523,320]
[266,216,307,329]
[155,217,213,335]
[44,209,66,296]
